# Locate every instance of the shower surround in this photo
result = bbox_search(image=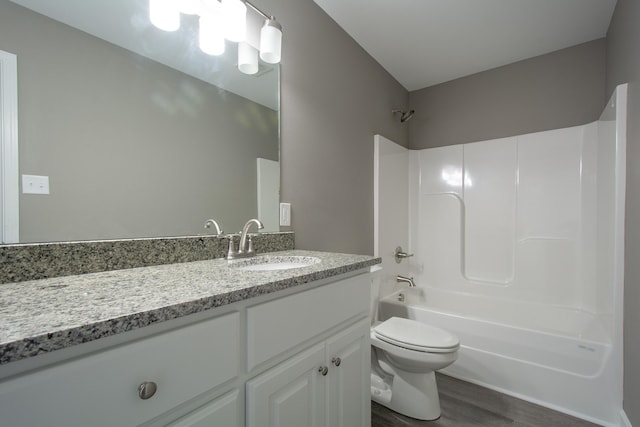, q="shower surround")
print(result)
[373,84,627,426]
